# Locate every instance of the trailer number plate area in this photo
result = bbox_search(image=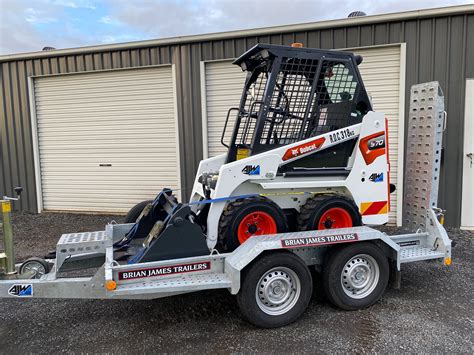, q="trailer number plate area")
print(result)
[118,261,211,280]
[281,233,359,248]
